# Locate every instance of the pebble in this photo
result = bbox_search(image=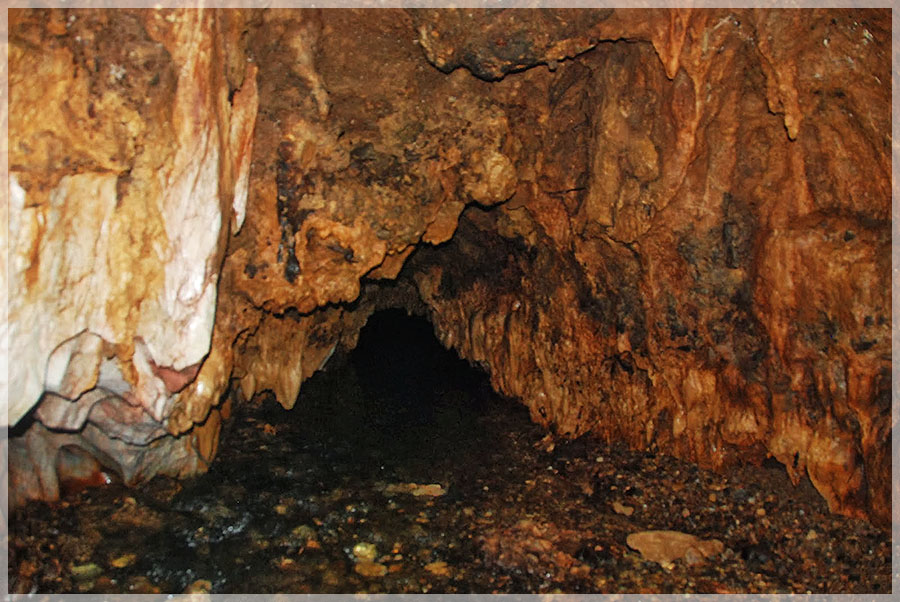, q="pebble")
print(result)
[354,561,388,578]
[730,488,751,503]
[109,553,136,568]
[612,501,635,516]
[275,557,294,570]
[626,530,724,568]
[383,483,446,497]
[70,563,102,581]
[183,579,212,593]
[292,524,316,541]
[353,542,378,563]
[126,576,161,593]
[425,561,452,577]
